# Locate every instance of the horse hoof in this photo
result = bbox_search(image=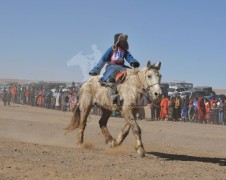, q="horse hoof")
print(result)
[108,139,117,148]
[77,143,83,148]
[137,149,145,158]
